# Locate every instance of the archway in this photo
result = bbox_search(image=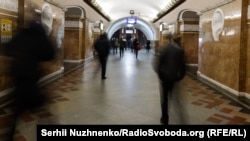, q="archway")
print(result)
[105,17,158,41]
